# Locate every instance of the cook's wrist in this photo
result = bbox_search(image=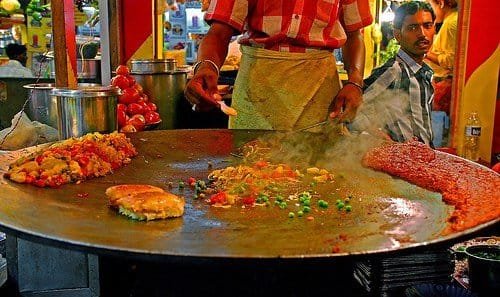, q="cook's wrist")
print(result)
[193,59,220,76]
